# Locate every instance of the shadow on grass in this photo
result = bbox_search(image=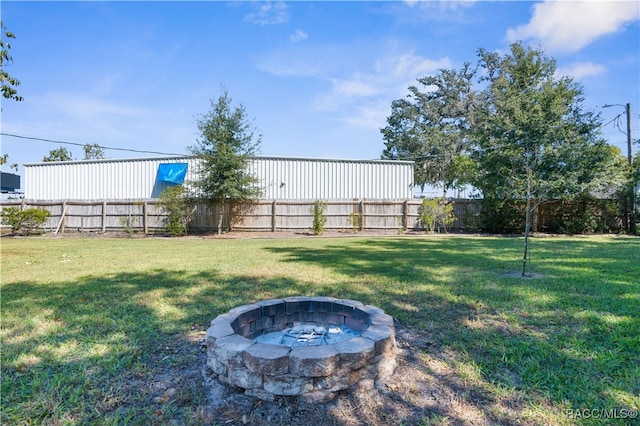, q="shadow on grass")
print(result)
[1,269,508,425]
[265,237,640,419]
[2,237,638,424]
